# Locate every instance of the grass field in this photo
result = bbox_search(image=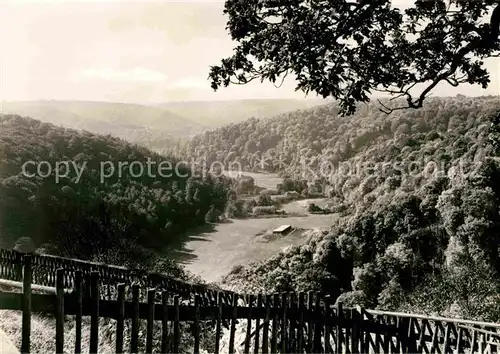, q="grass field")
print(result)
[0,309,213,354]
[0,311,117,354]
[168,198,335,283]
